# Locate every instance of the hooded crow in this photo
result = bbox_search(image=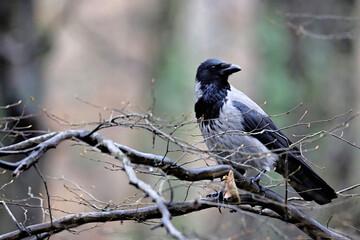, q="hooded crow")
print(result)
[194,58,337,205]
